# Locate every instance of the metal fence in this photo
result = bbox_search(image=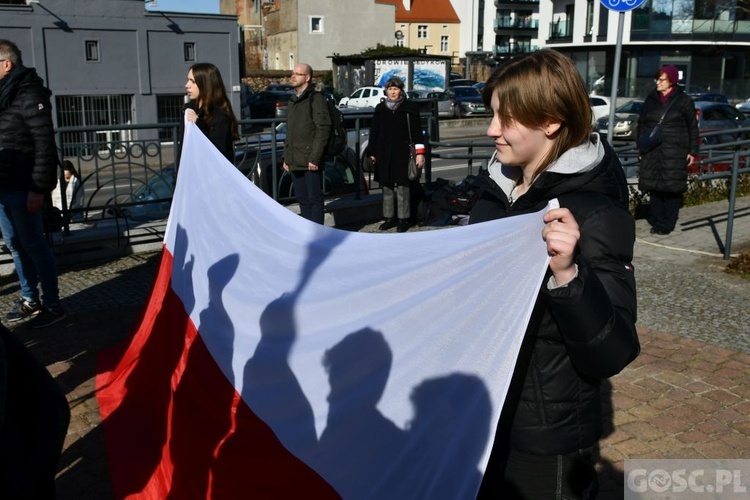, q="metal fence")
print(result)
[3,117,746,266]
